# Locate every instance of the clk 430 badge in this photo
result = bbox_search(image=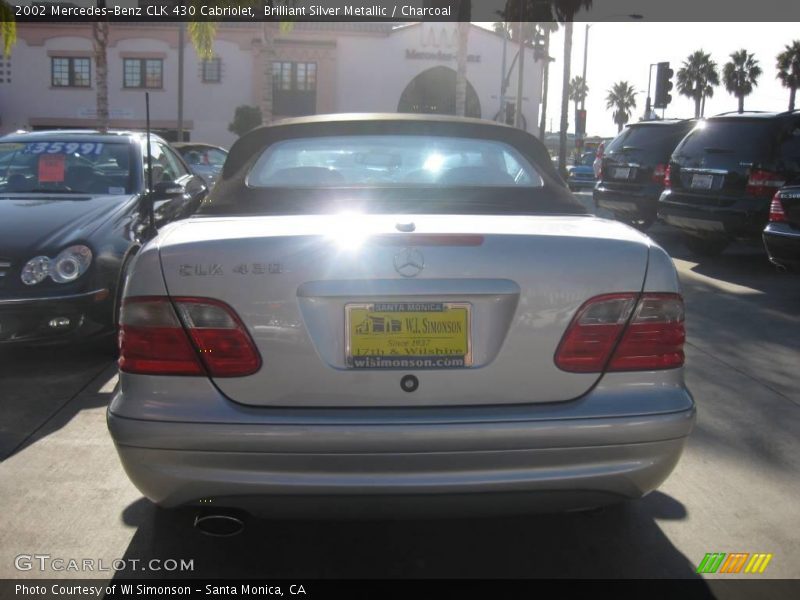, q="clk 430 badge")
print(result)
[179,263,283,276]
[179,264,224,277]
